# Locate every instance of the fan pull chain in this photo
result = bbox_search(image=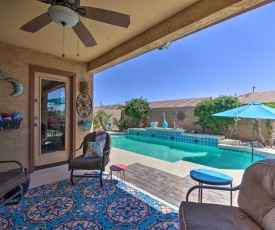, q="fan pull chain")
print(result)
[62,25,65,58]
[77,37,79,57]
